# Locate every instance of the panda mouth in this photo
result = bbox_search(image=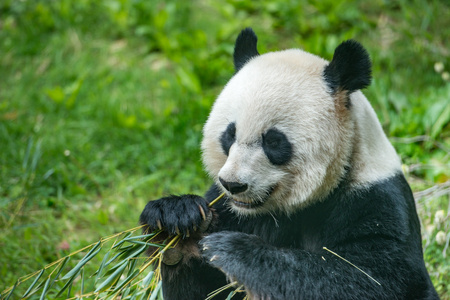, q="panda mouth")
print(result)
[232,199,265,209]
[230,185,276,209]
